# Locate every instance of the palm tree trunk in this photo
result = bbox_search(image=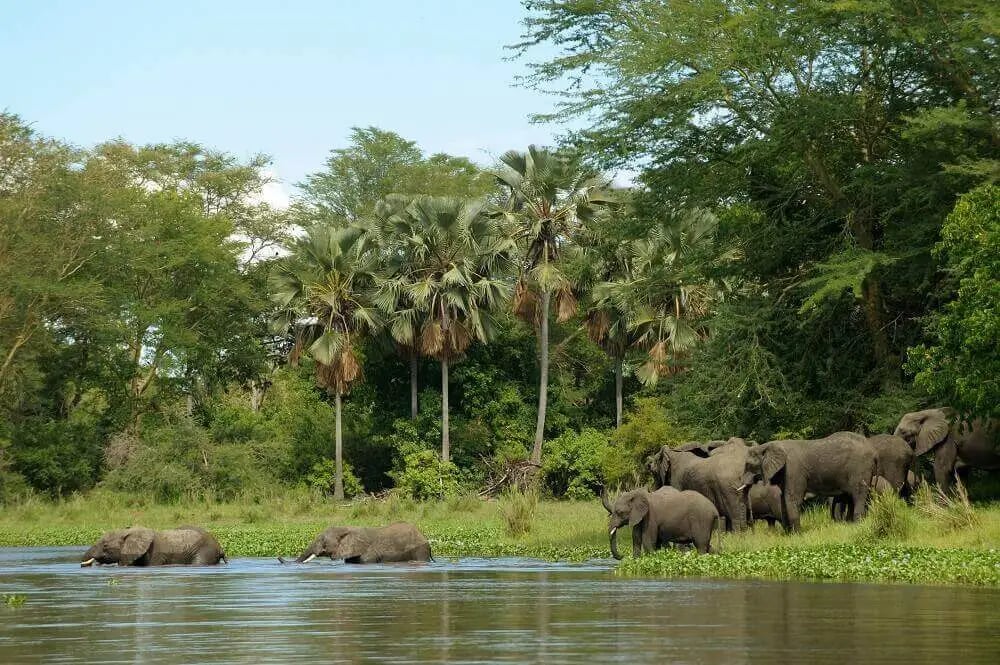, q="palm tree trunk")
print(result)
[334,390,344,500]
[410,351,419,420]
[615,354,623,429]
[441,357,450,462]
[531,290,551,465]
